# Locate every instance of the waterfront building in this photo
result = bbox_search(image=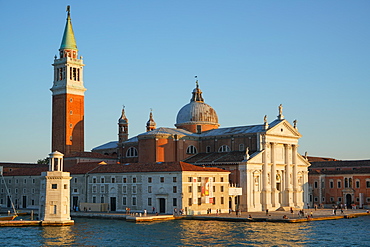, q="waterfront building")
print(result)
[0,160,230,215]
[308,158,370,209]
